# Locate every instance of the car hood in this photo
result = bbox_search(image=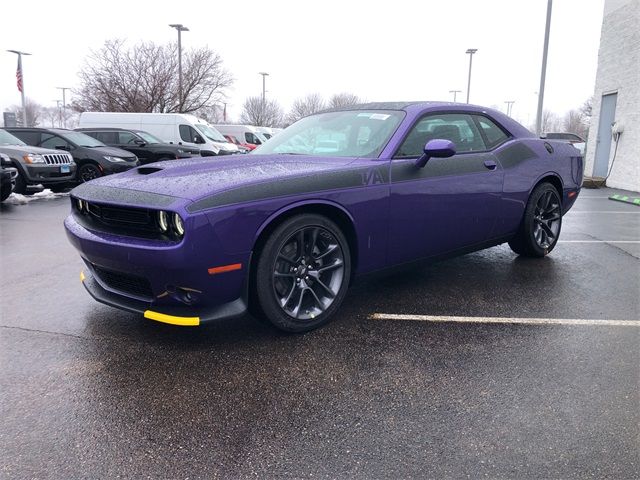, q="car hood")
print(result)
[75,154,361,204]
[86,146,136,158]
[0,144,71,156]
